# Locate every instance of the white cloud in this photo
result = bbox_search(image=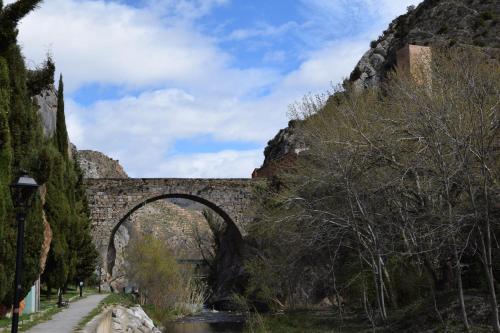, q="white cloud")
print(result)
[226,21,300,41]
[151,150,263,178]
[14,0,420,177]
[16,0,236,91]
[301,0,421,24]
[140,0,229,20]
[282,40,368,90]
[263,50,286,63]
[65,38,366,177]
